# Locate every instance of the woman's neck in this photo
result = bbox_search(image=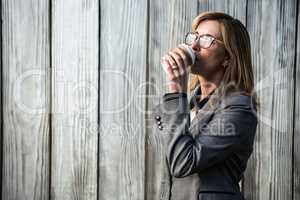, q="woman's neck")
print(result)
[196,71,224,100]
